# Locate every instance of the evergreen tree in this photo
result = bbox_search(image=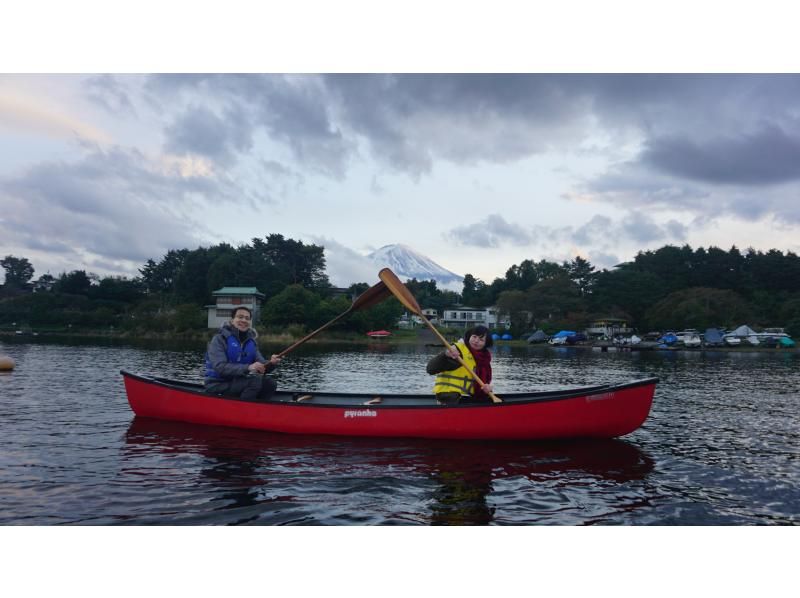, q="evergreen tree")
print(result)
[1,255,35,288]
[56,270,92,296]
[566,256,596,296]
